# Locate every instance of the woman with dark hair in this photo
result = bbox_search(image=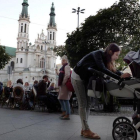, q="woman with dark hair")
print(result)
[71,43,131,139]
